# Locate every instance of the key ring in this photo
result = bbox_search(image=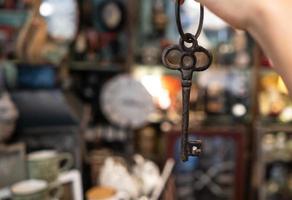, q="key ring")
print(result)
[176,0,204,42]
